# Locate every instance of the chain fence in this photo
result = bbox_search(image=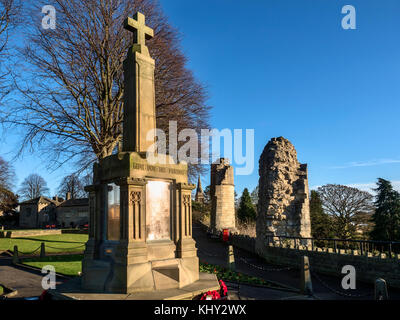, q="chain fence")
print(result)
[238,257,293,272]
[45,243,86,250]
[13,243,86,256]
[310,268,373,298]
[198,248,222,257]
[17,245,42,255]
